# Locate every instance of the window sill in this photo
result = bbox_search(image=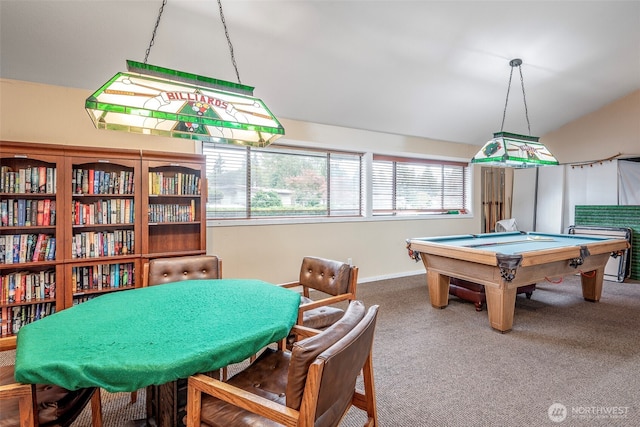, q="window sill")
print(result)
[206,213,474,227]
